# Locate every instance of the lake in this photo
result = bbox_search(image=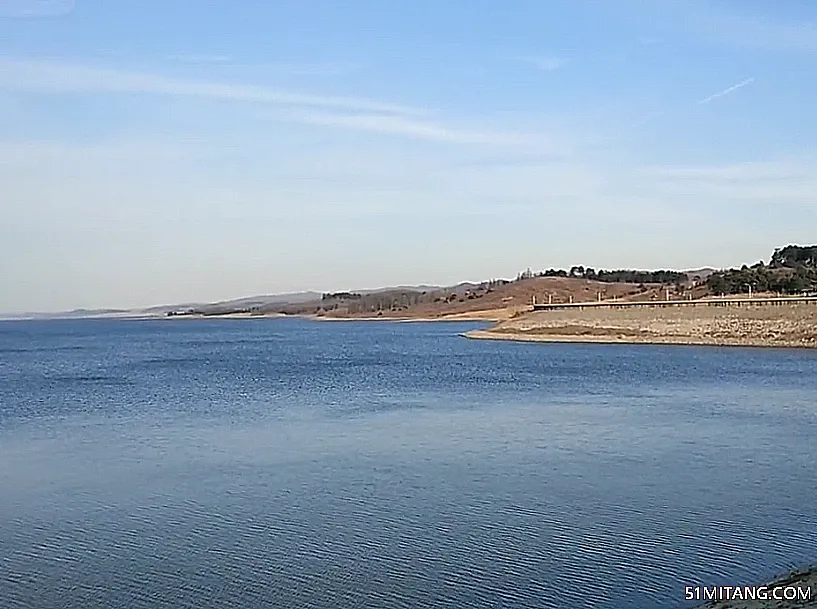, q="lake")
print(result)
[1,318,815,608]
